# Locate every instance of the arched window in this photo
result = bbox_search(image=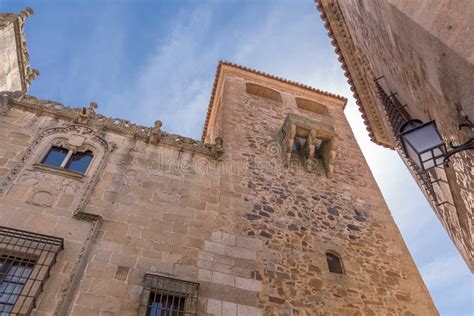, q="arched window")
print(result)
[295,97,329,116]
[41,146,94,174]
[246,82,282,103]
[326,252,344,274]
